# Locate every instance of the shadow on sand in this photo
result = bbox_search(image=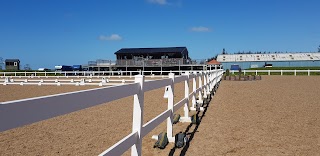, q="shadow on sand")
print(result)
[168,82,220,156]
